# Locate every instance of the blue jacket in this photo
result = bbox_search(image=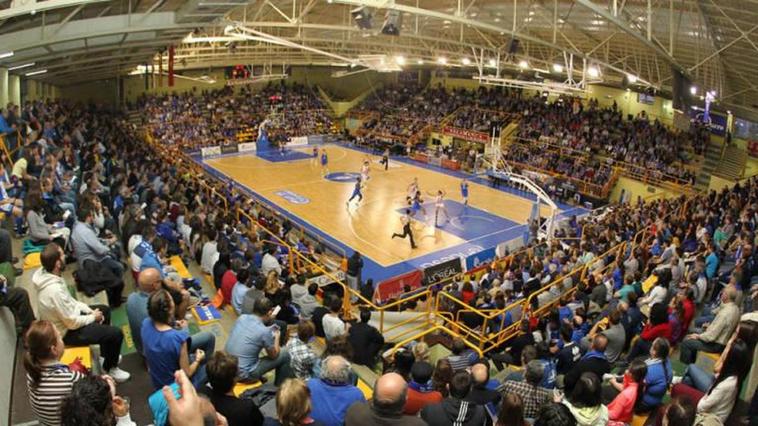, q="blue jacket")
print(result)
[642,358,672,407]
